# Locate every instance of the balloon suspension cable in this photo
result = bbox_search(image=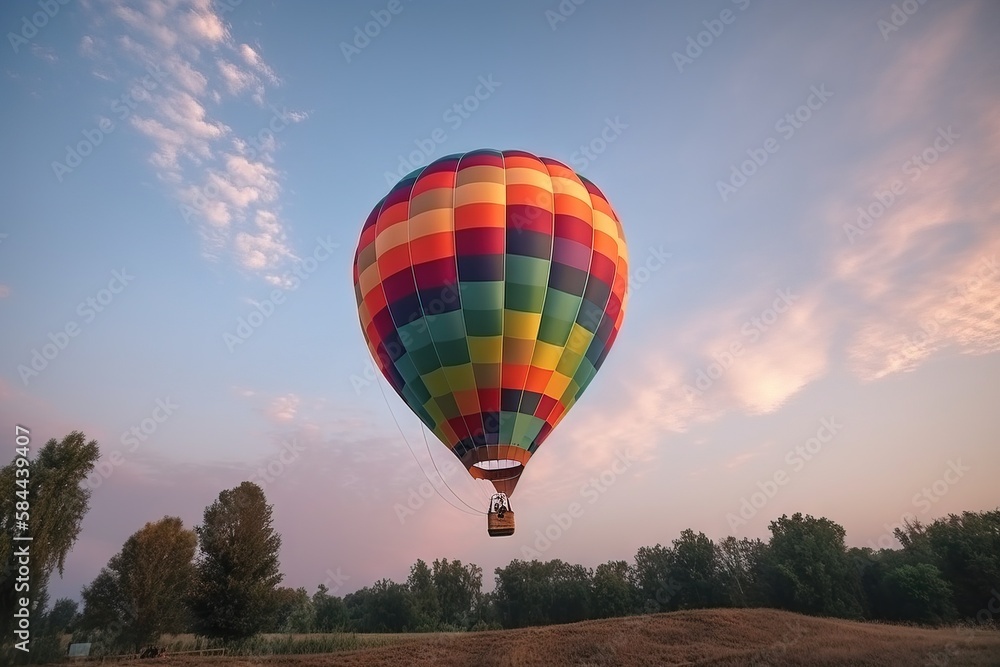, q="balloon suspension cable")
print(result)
[374,369,482,517]
[419,423,492,511]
